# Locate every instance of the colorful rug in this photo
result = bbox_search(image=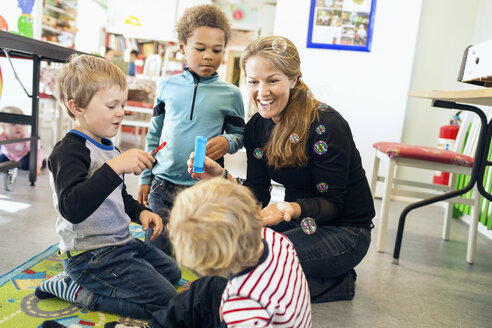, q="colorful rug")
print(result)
[0,224,198,328]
